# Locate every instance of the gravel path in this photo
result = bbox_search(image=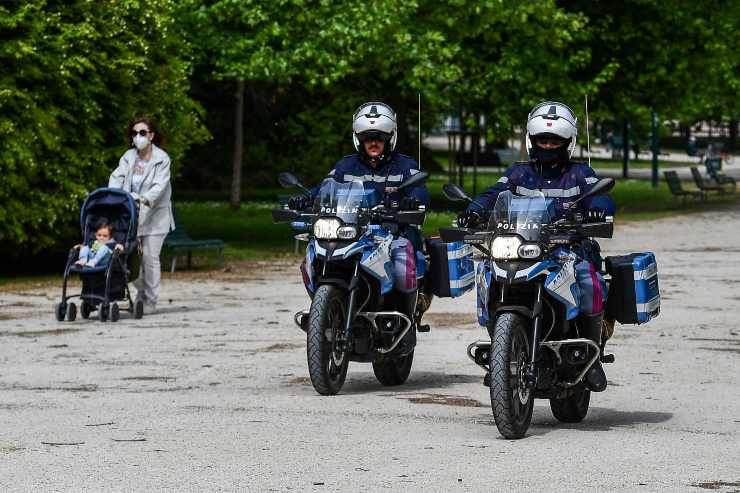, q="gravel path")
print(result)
[1,208,740,492]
